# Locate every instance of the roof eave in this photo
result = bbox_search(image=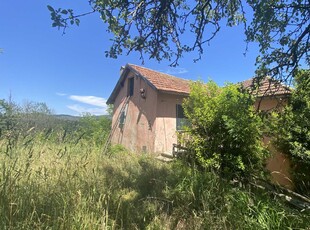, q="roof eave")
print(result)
[127,64,158,92]
[106,65,130,104]
[255,92,291,98]
[107,64,160,104]
[158,89,190,96]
